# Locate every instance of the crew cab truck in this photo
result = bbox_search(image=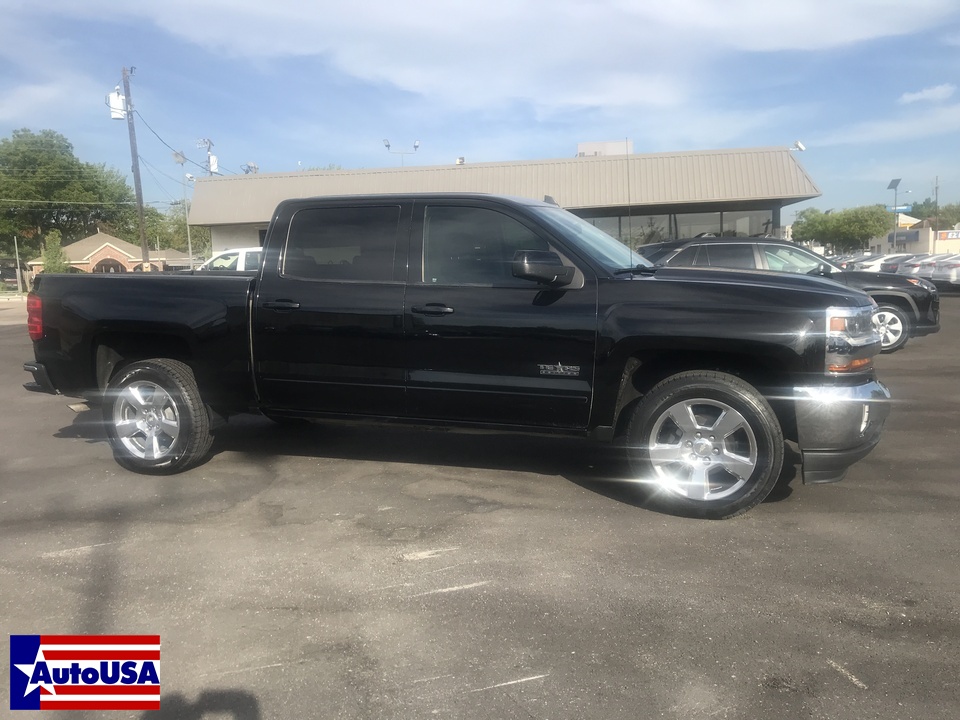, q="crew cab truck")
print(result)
[24,194,891,519]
